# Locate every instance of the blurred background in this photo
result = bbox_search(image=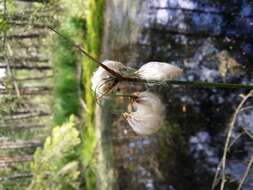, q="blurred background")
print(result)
[0,0,253,190]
